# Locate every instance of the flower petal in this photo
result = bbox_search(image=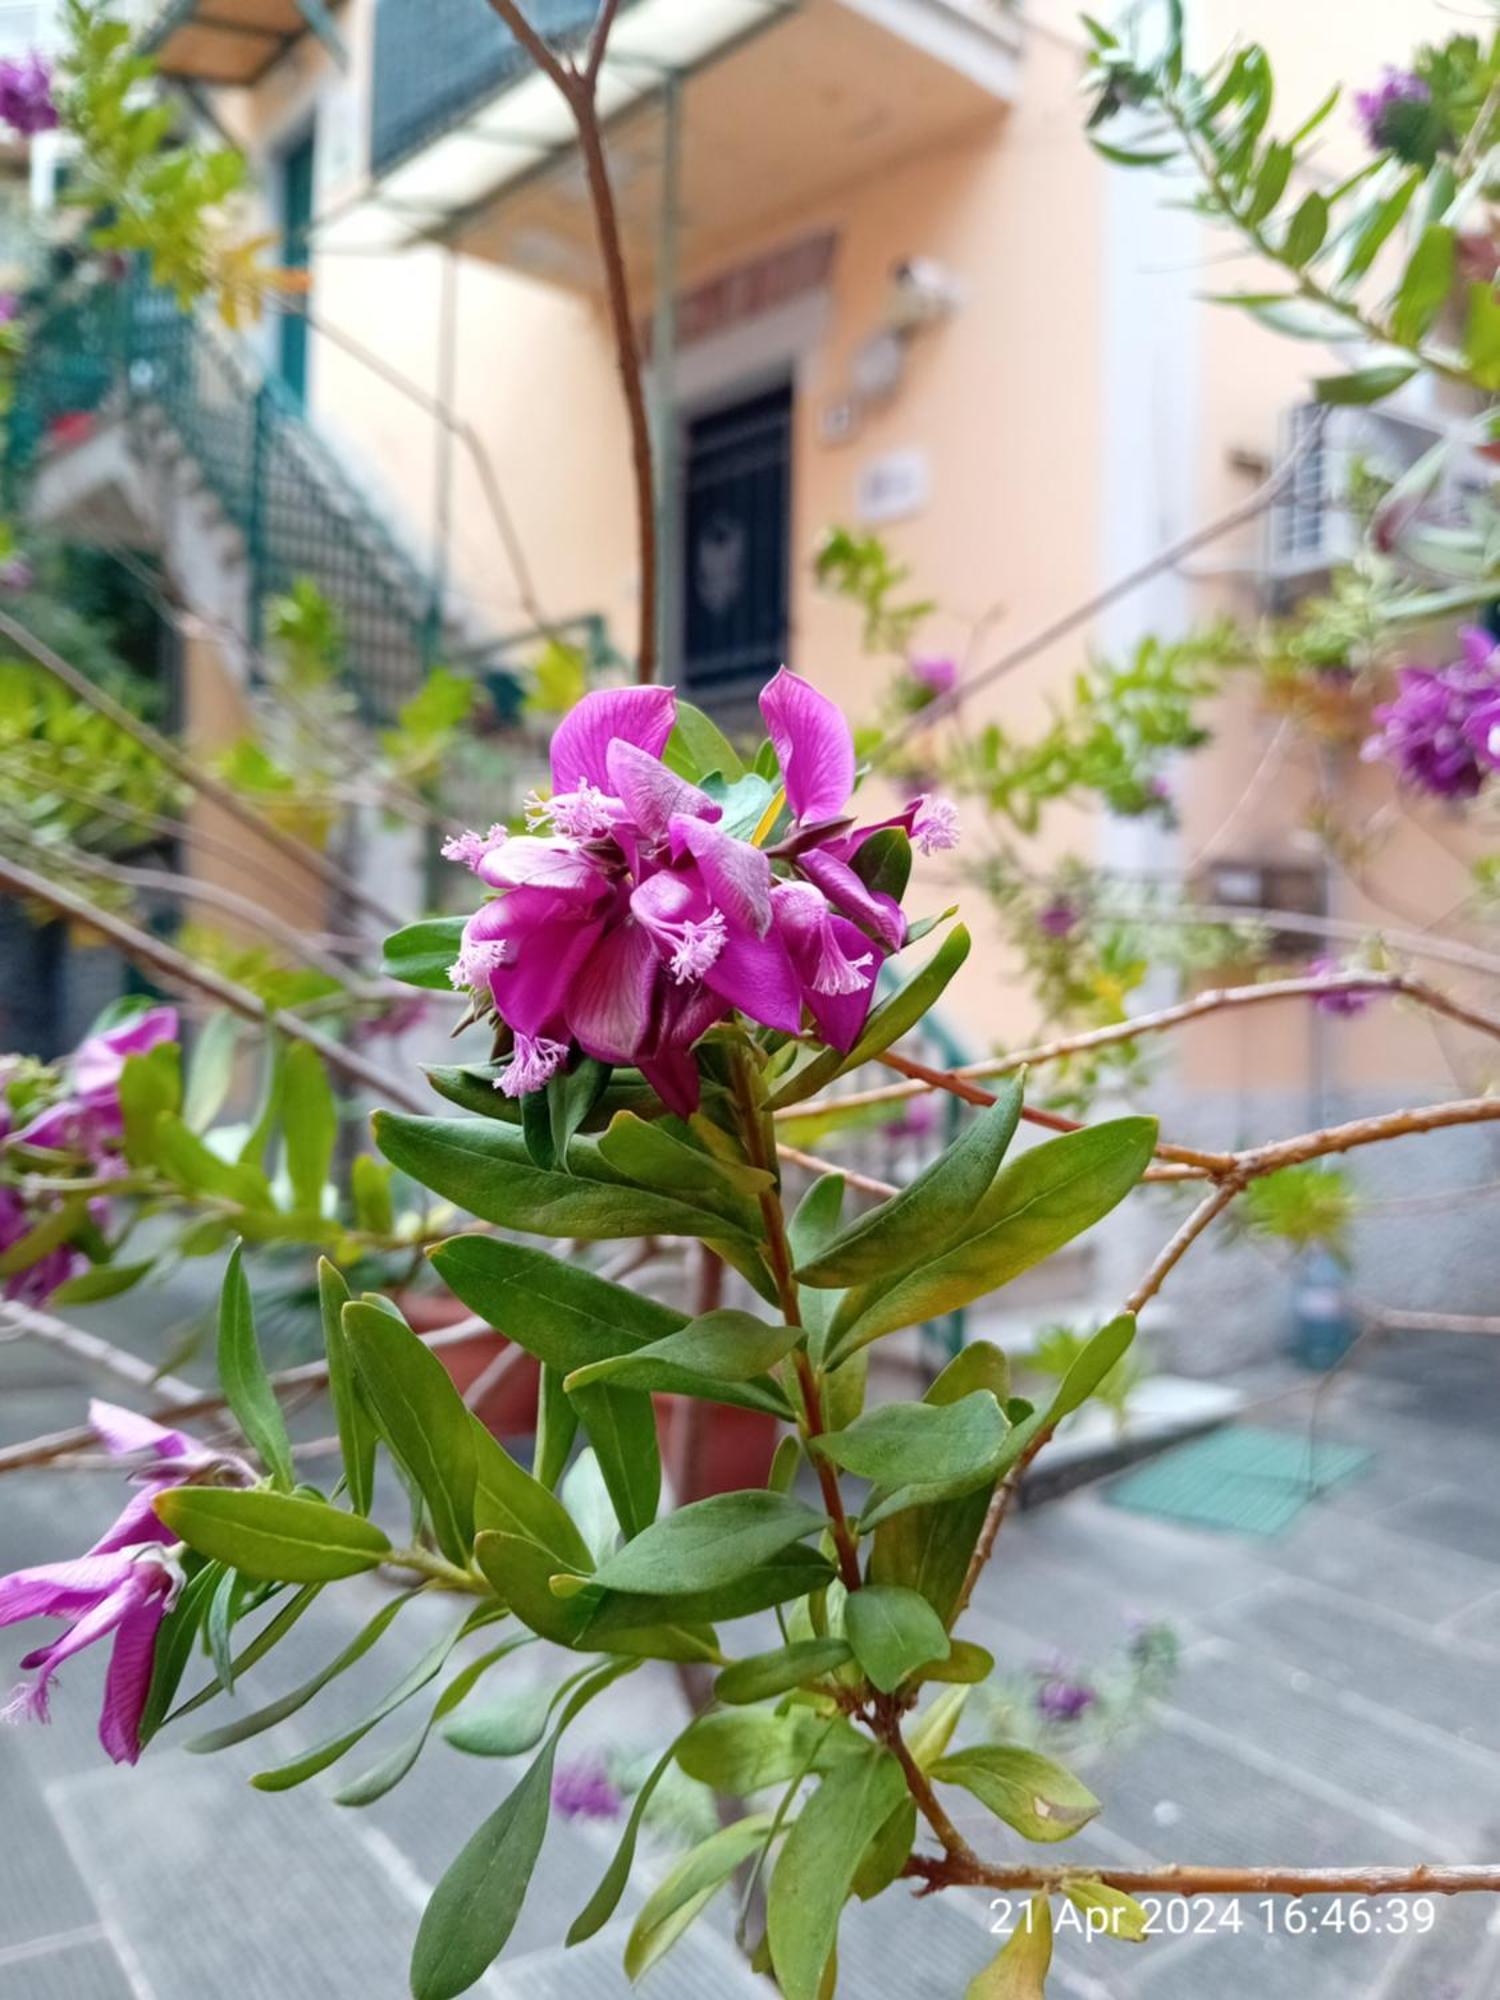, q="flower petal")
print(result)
[670,817,773,938]
[605,739,720,845]
[489,909,607,1038]
[476,837,609,899]
[87,1486,178,1558]
[567,921,659,1063]
[796,848,906,952]
[550,686,677,793]
[702,925,804,1035]
[98,1582,169,1764]
[0,1554,132,1627]
[74,1007,177,1107]
[89,1399,194,1465]
[759,668,855,825]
